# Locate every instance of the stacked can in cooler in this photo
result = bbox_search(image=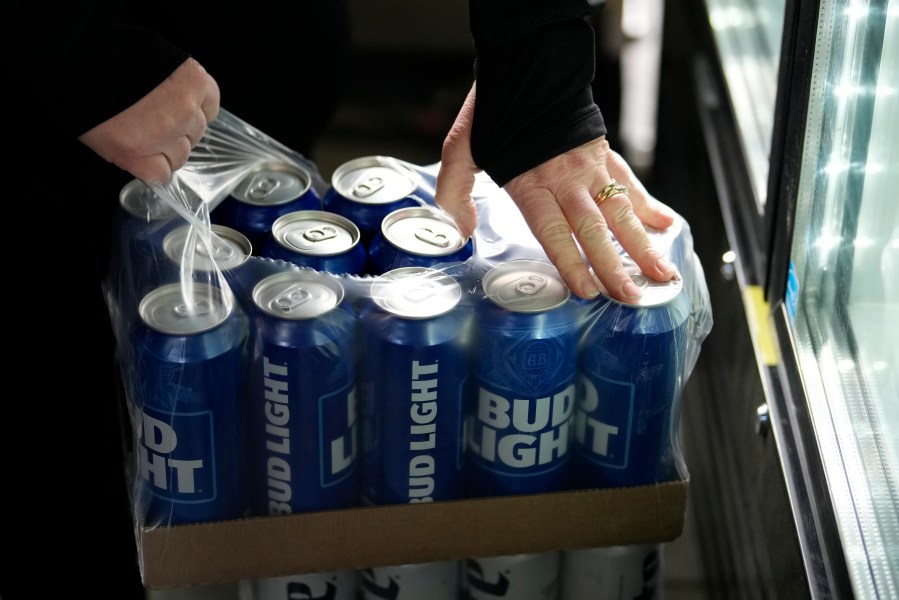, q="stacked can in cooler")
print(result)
[463,552,562,599]
[367,206,473,275]
[358,266,473,505]
[572,265,690,488]
[212,160,322,251]
[466,259,580,497]
[322,156,432,247]
[129,282,249,527]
